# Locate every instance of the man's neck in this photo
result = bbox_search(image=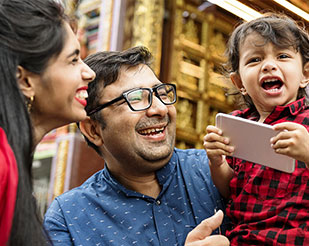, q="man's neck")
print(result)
[111,171,162,198]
